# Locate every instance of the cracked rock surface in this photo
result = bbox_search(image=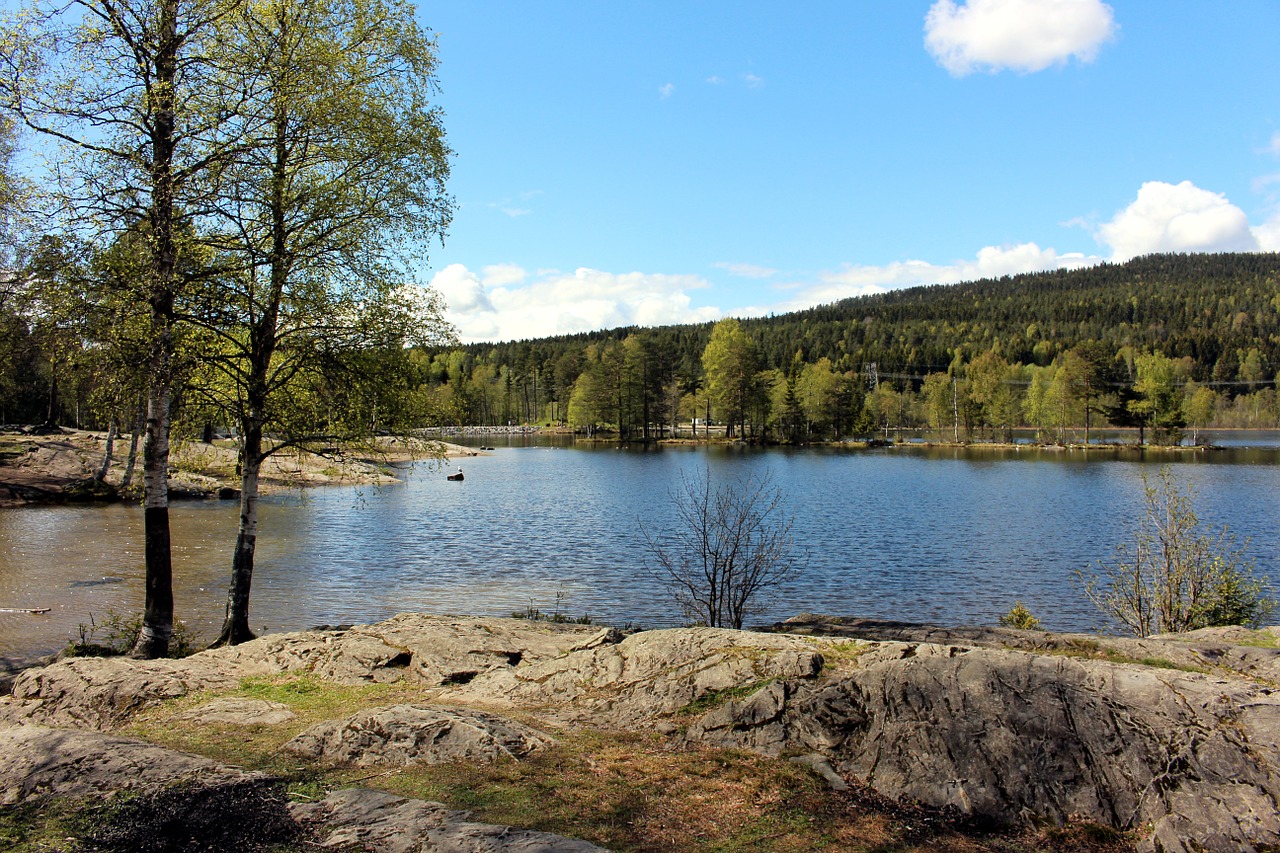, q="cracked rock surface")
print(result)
[284,704,554,767]
[5,612,1280,852]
